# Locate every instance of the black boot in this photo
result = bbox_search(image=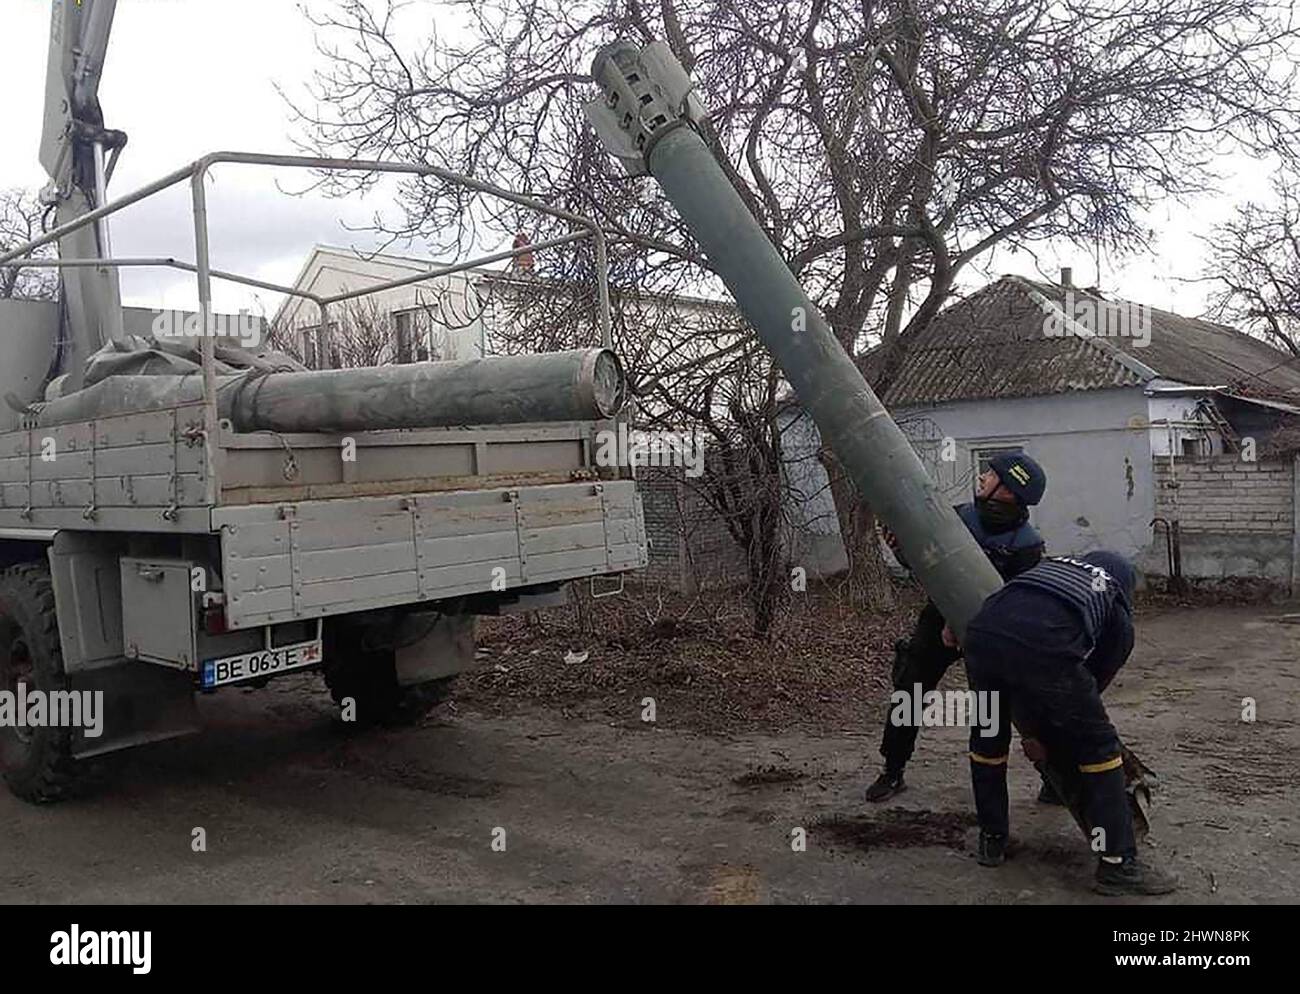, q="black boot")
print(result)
[864,770,906,803]
[1036,778,1064,805]
[1094,855,1179,896]
[977,830,1008,867]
